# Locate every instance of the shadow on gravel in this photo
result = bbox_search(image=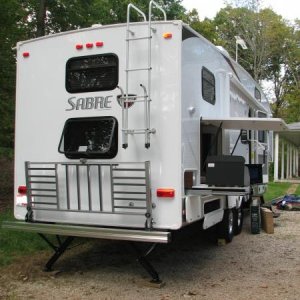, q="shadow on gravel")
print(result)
[49,221,220,282]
